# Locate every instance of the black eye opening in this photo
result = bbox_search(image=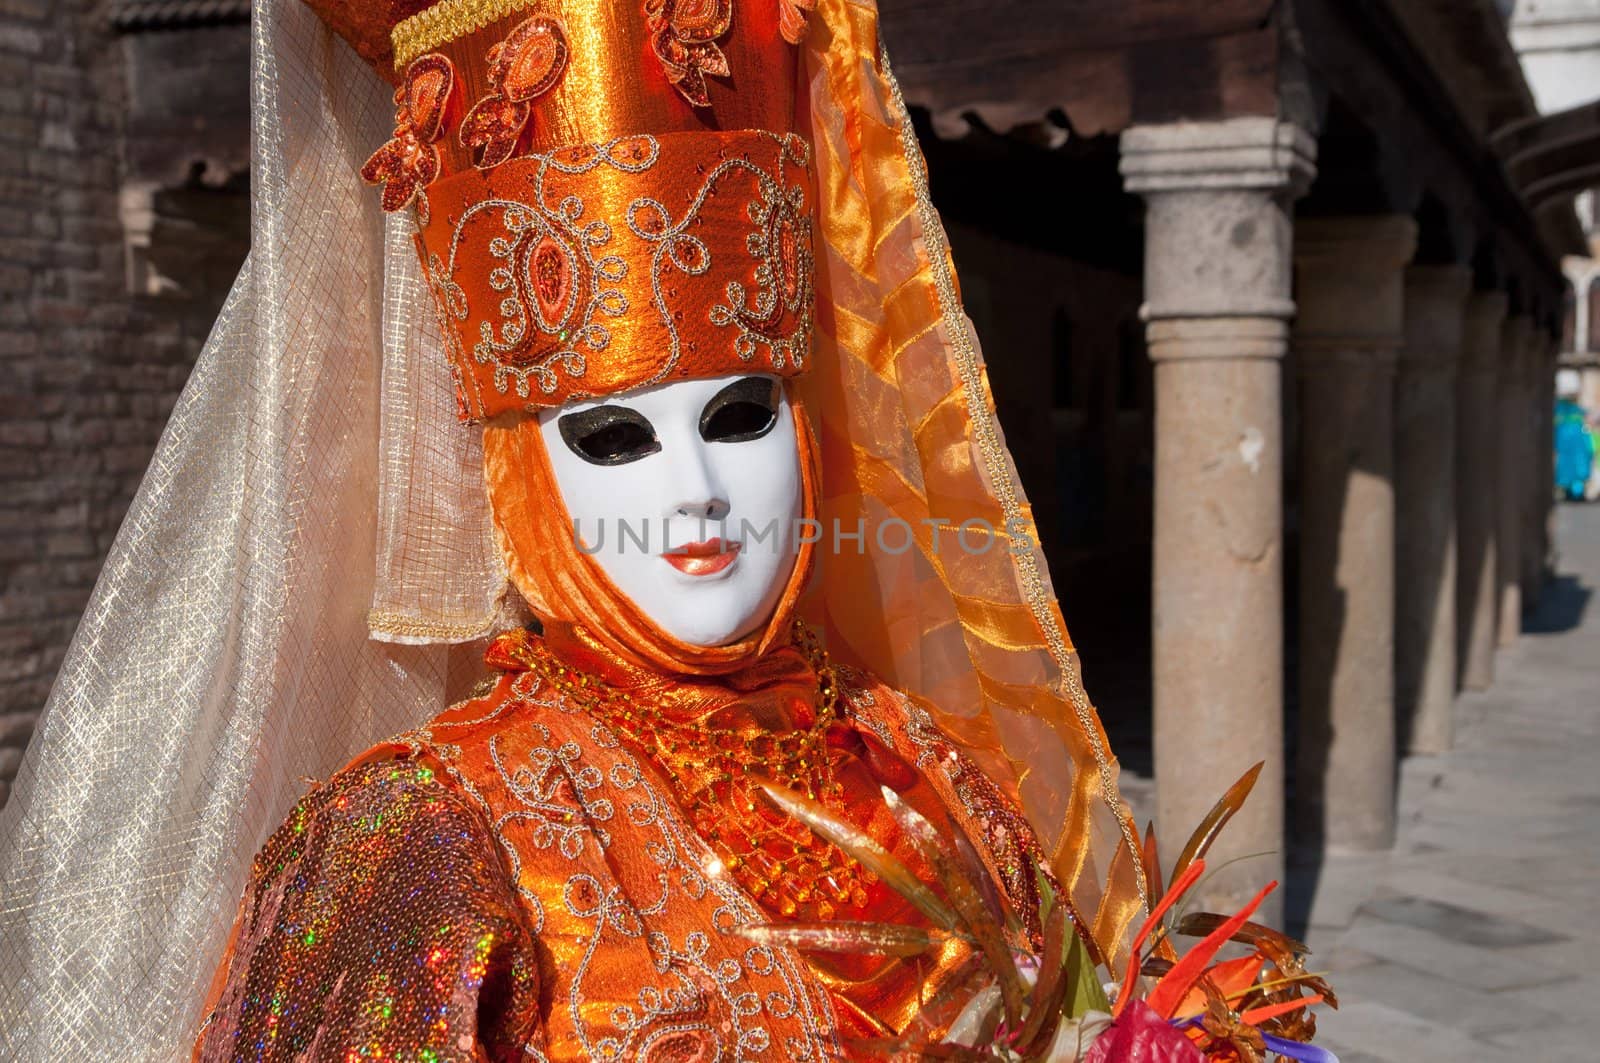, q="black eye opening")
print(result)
[700,377,780,444]
[557,404,661,466]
